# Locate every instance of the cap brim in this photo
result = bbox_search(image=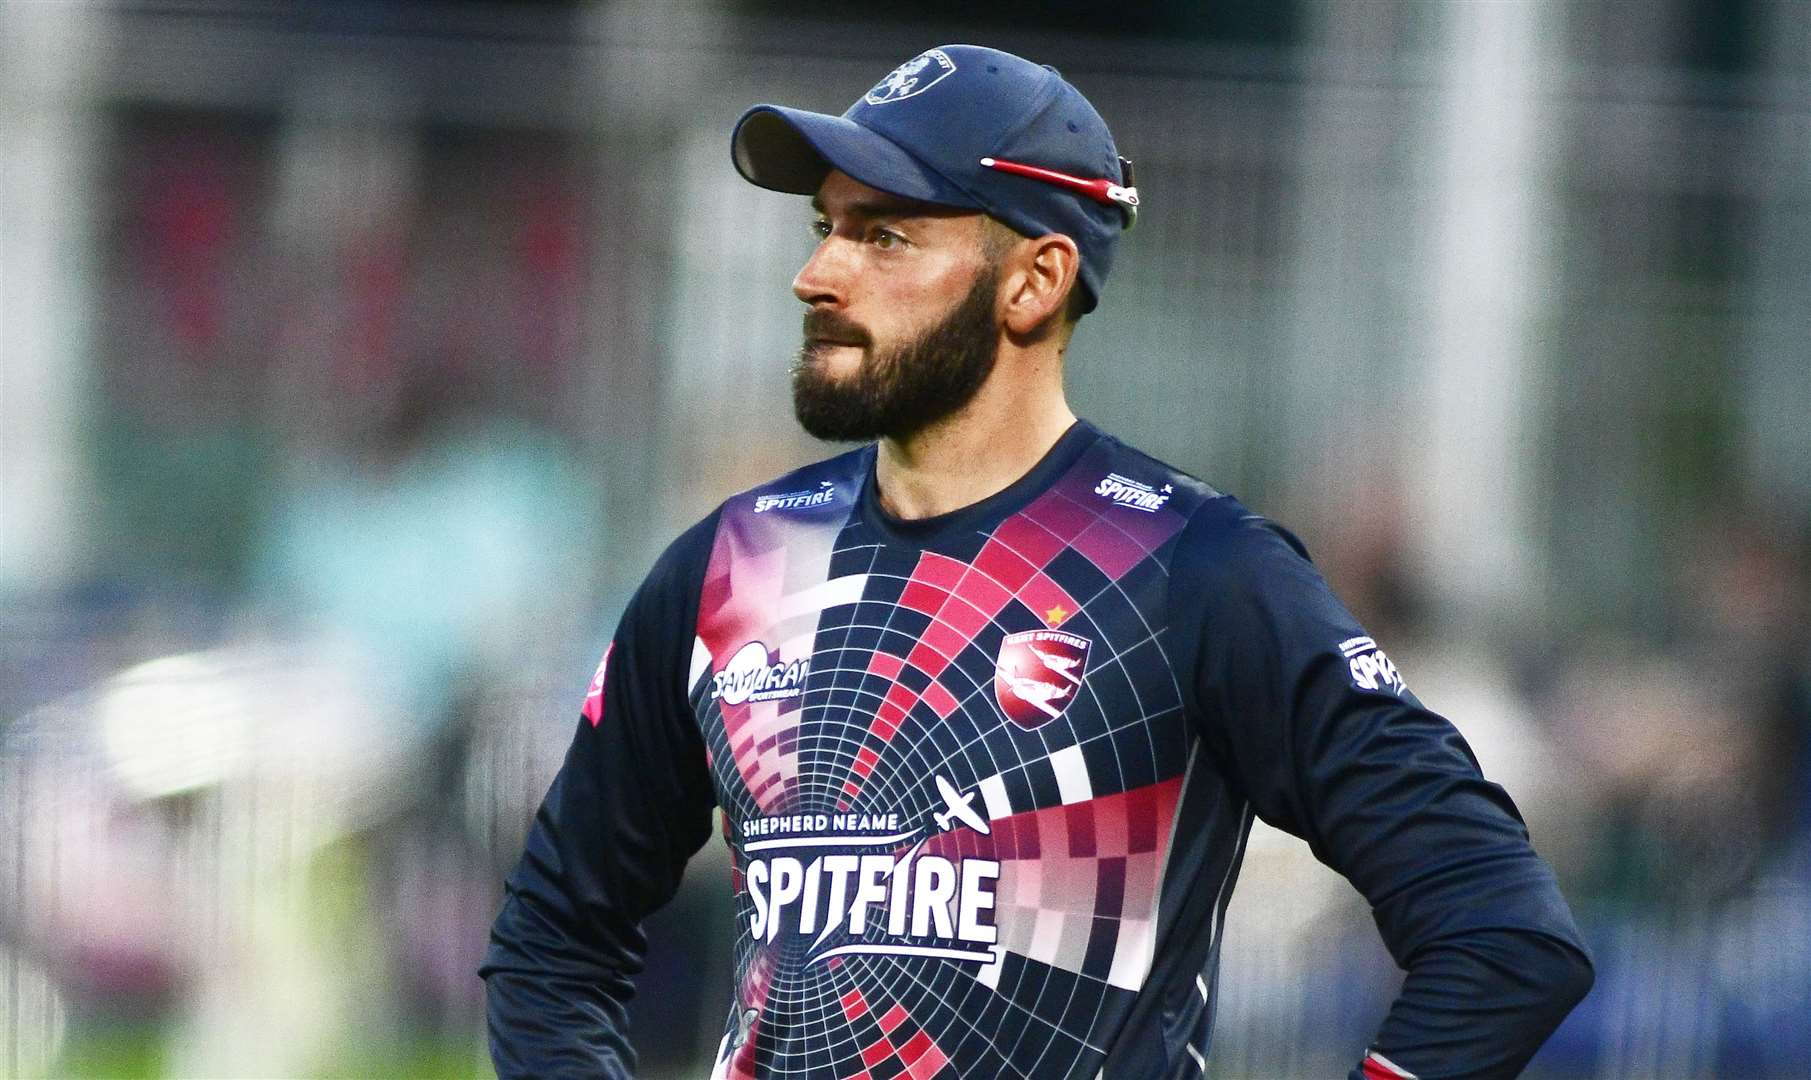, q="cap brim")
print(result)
[731,105,977,208]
